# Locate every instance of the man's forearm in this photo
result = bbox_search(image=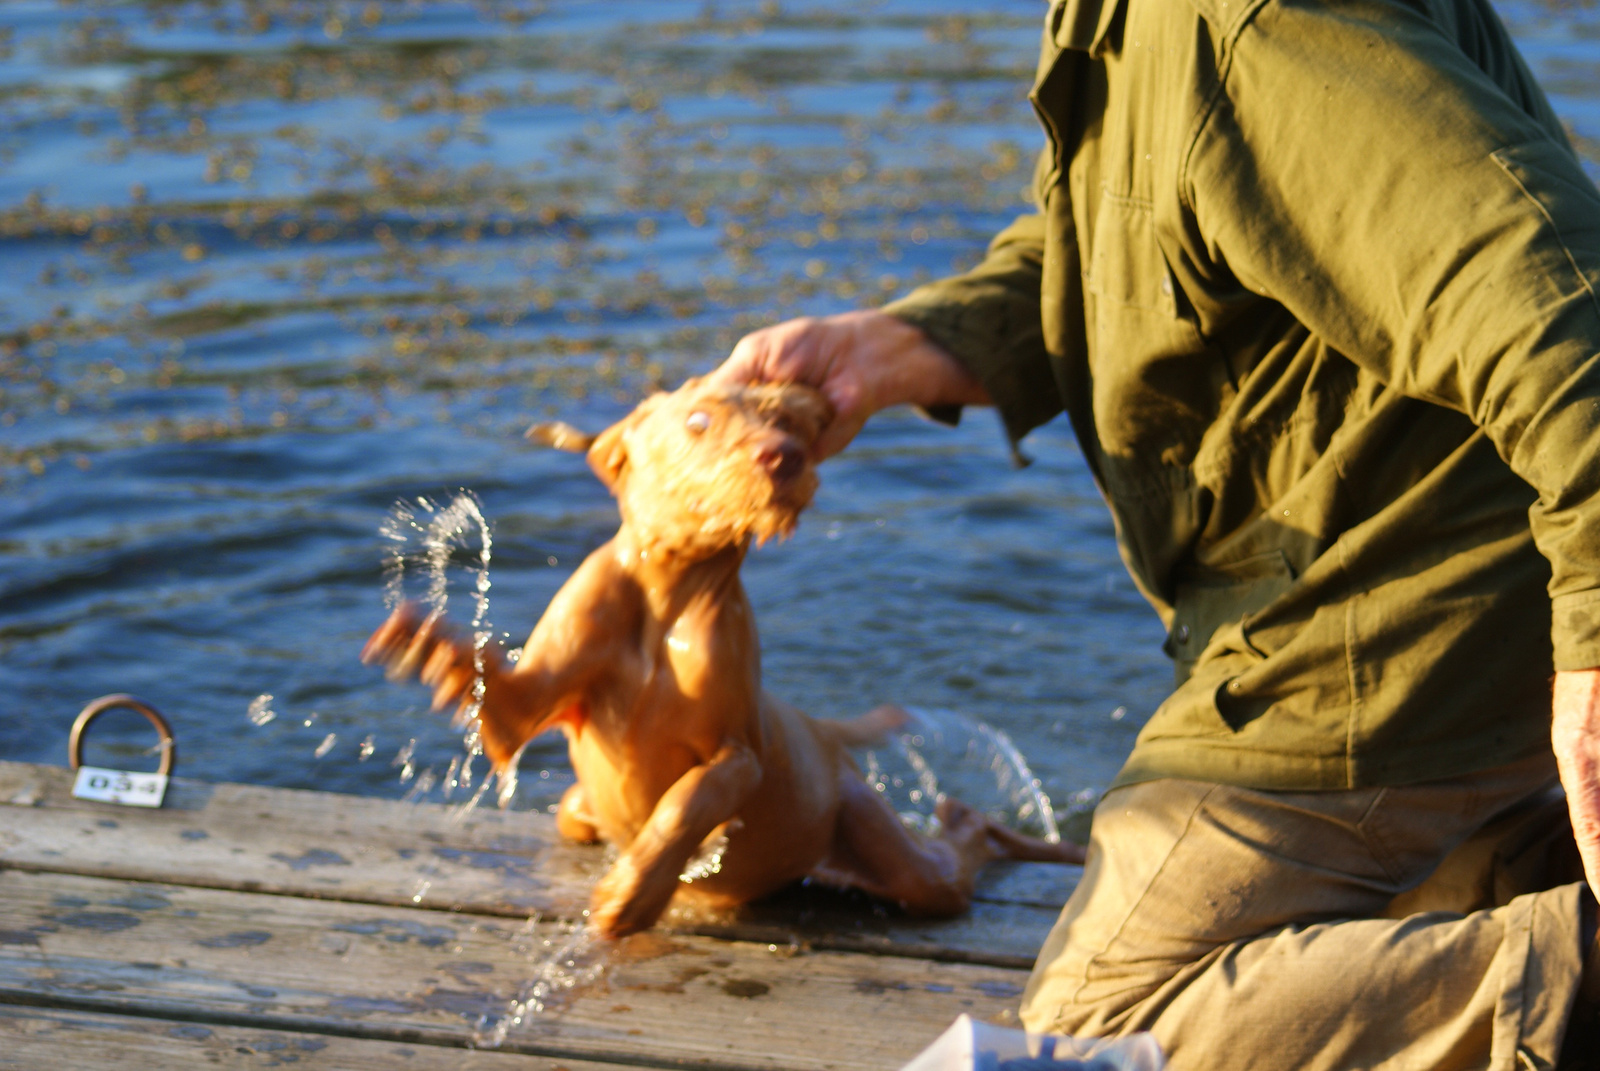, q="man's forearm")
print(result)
[1552,668,1600,897]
